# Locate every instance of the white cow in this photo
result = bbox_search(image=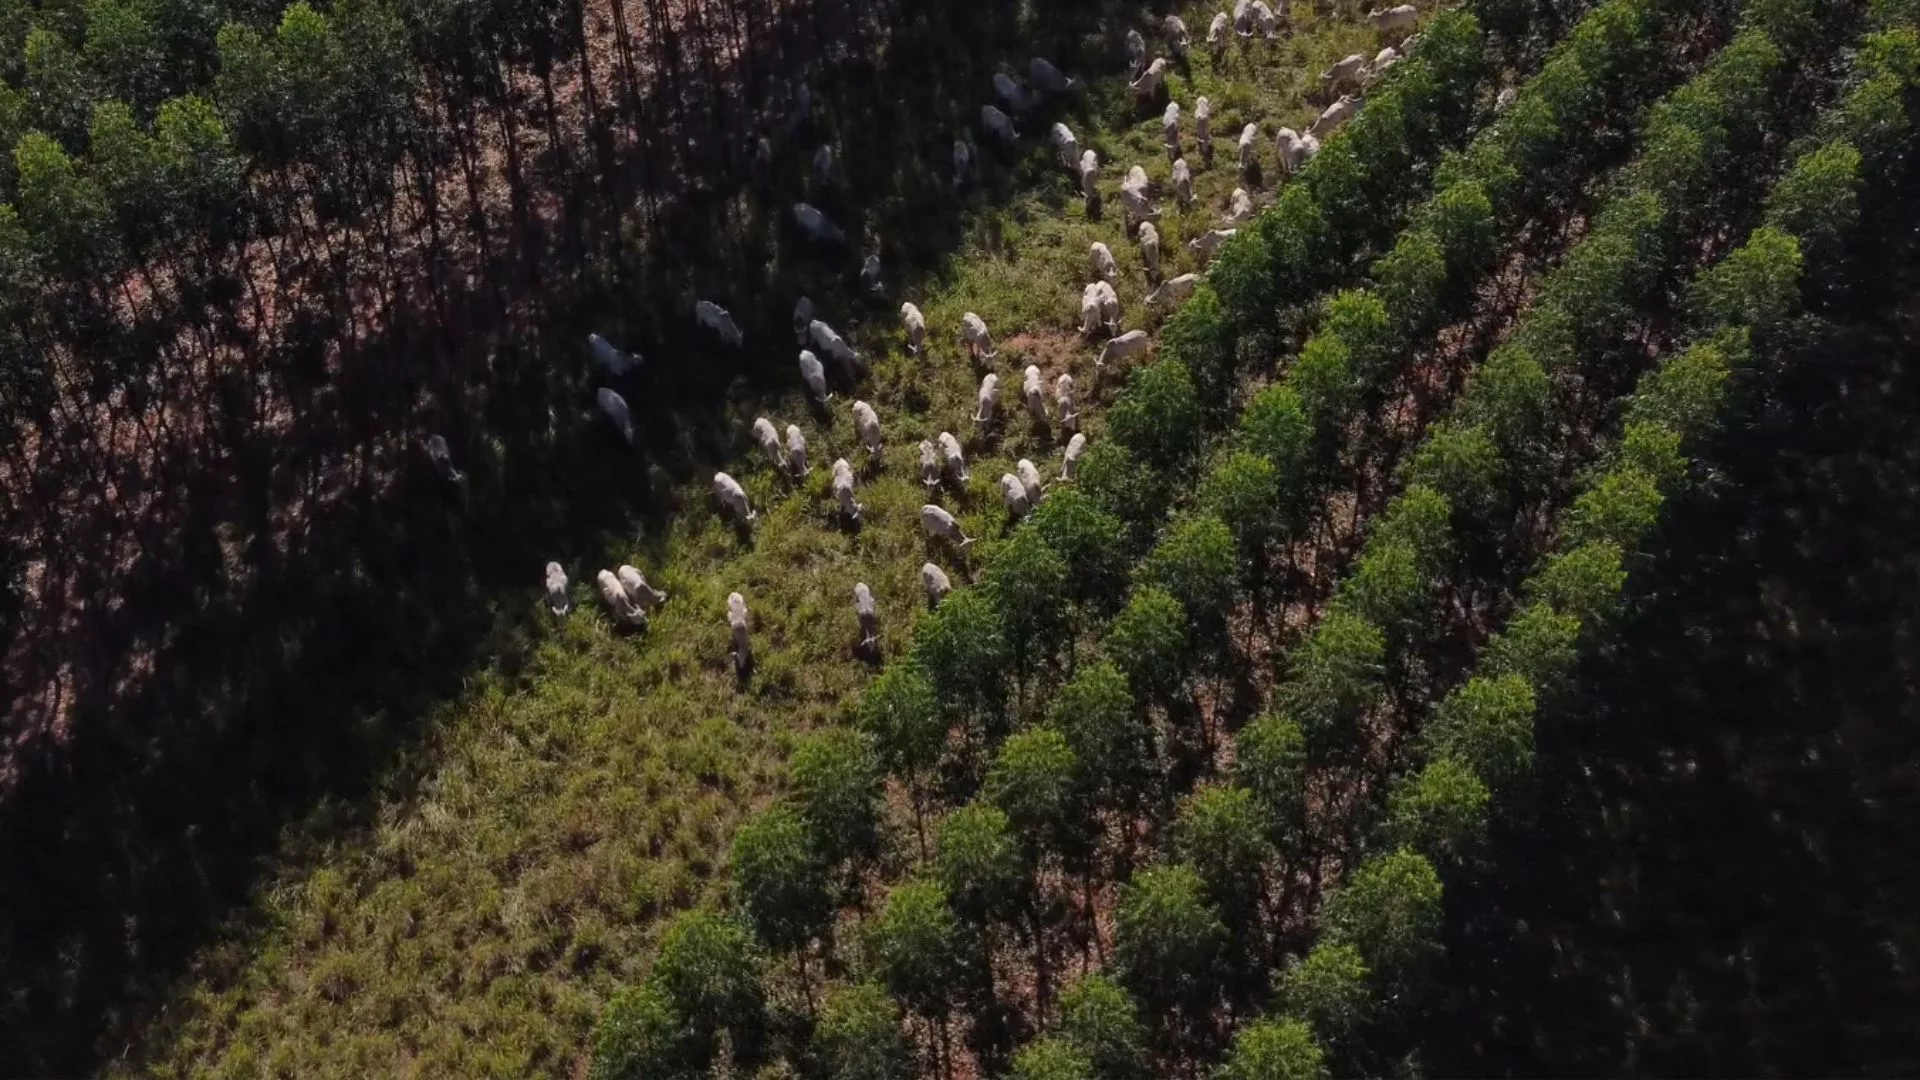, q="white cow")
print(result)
[727,592,750,675]
[853,582,879,649]
[544,562,570,617]
[793,296,814,345]
[922,562,953,607]
[1051,122,1081,171]
[597,387,635,445]
[714,472,754,523]
[1095,280,1121,333]
[1208,10,1231,53]
[1023,365,1047,425]
[982,104,1018,146]
[1276,127,1310,175]
[939,431,969,483]
[1252,0,1279,37]
[1126,28,1148,74]
[597,569,648,629]
[1079,149,1101,211]
[798,350,830,403]
[1120,165,1160,227]
[1061,432,1088,480]
[832,458,862,522]
[1131,57,1168,100]
[618,565,669,610]
[793,202,845,244]
[861,254,884,297]
[813,143,837,188]
[1147,272,1202,309]
[920,504,975,548]
[809,319,859,377]
[1496,85,1518,112]
[961,312,995,361]
[1163,101,1181,157]
[901,302,926,354]
[919,440,942,488]
[1238,122,1261,175]
[1173,157,1194,208]
[1323,52,1368,95]
[1017,458,1044,503]
[973,372,1000,425]
[1030,57,1076,95]
[752,416,783,470]
[589,332,639,376]
[695,300,742,348]
[1091,241,1119,282]
[853,400,883,456]
[1226,186,1255,223]
[1139,221,1162,279]
[424,434,464,488]
[789,81,812,133]
[953,138,973,189]
[1000,473,1031,518]
[1080,282,1106,336]
[1055,374,1079,432]
[1369,46,1402,84]
[1165,13,1189,57]
[1369,3,1419,37]
[1097,329,1152,374]
[1194,97,1213,164]
[1309,95,1362,140]
[1189,228,1238,262]
[994,72,1030,114]
[785,423,809,477]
